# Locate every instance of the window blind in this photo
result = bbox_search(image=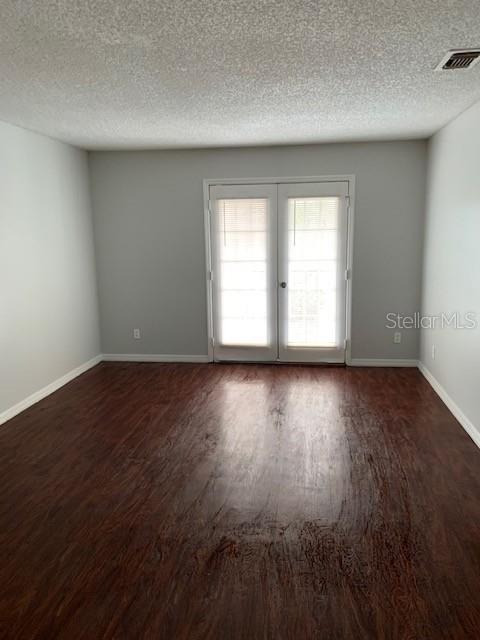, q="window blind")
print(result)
[215,198,269,346]
[287,197,340,347]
